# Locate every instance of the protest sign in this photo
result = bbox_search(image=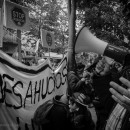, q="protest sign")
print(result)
[4,1,30,30]
[41,29,55,49]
